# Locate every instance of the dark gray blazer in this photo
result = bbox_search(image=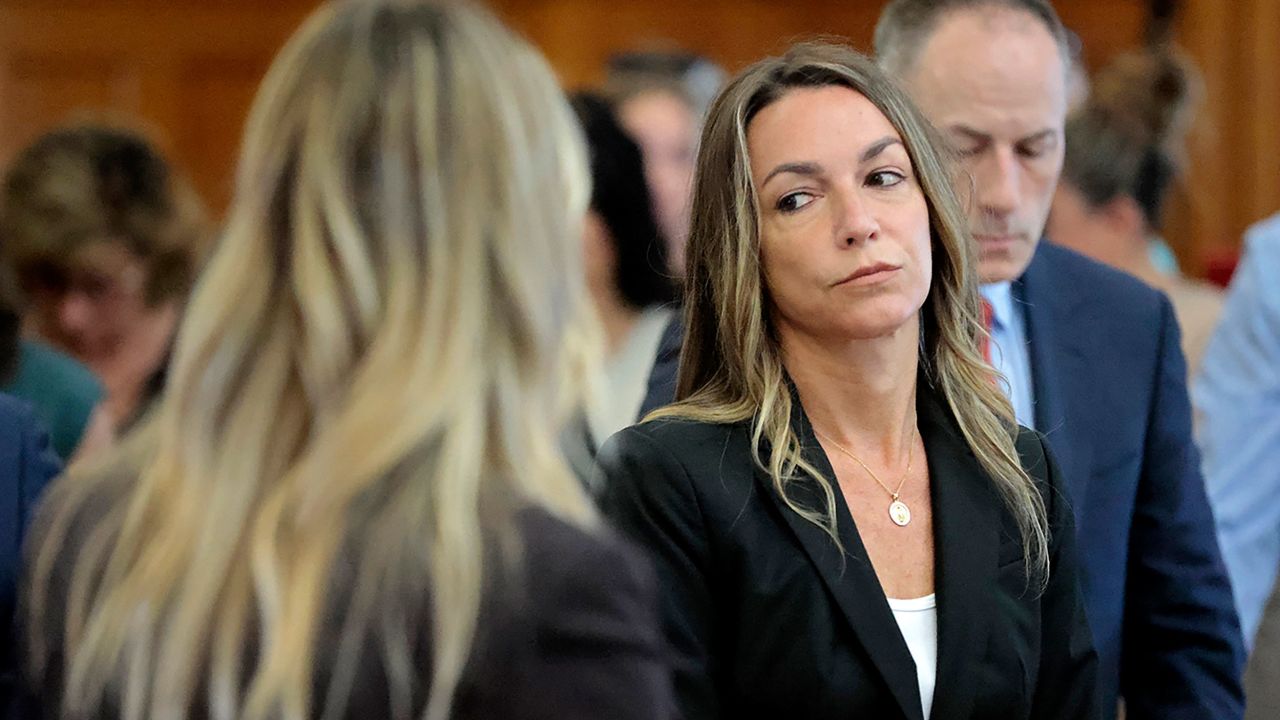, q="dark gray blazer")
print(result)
[22,503,675,720]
